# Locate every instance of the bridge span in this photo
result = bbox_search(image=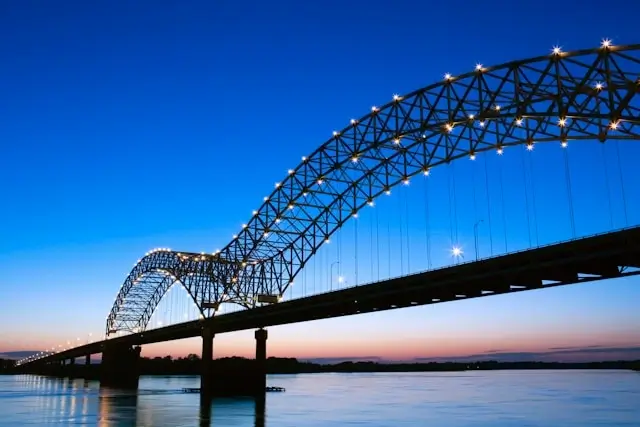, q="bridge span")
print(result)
[13,41,640,397]
[17,226,640,391]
